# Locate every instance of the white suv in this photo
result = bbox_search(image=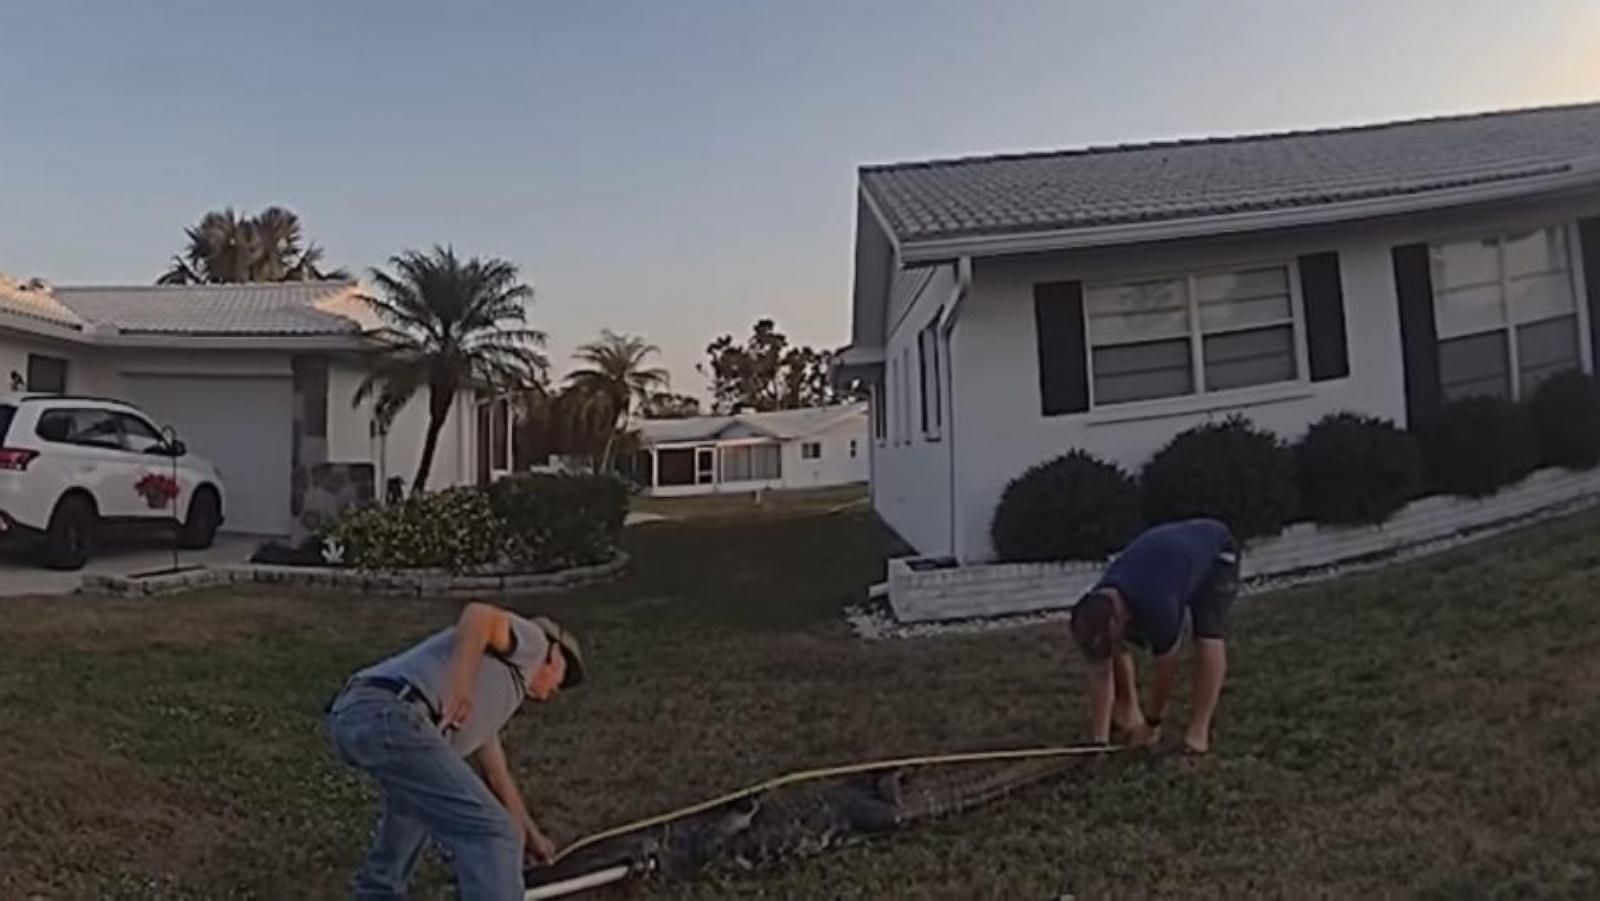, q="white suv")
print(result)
[0,393,227,570]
